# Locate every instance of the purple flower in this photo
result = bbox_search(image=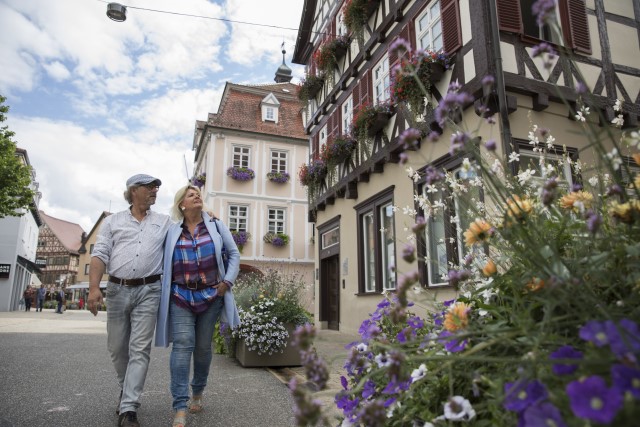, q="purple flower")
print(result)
[485,139,497,151]
[566,376,623,424]
[340,375,348,390]
[503,379,548,413]
[362,379,376,399]
[608,318,640,361]
[407,315,424,329]
[585,210,602,234]
[424,165,445,185]
[531,41,557,58]
[402,244,416,263]
[411,216,427,233]
[399,128,421,149]
[575,81,588,94]
[447,269,471,287]
[611,364,640,399]
[549,345,583,375]
[435,87,473,127]
[381,378,411,395]
[482,75,495,90]
[357,399,386,427]
[579,320,613,347]
[438,331,468,353]
[389,38,411,59]
[358,319,381,341]
[226,166,255,181]
[532,0,557,26]
[521,402,567,427]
